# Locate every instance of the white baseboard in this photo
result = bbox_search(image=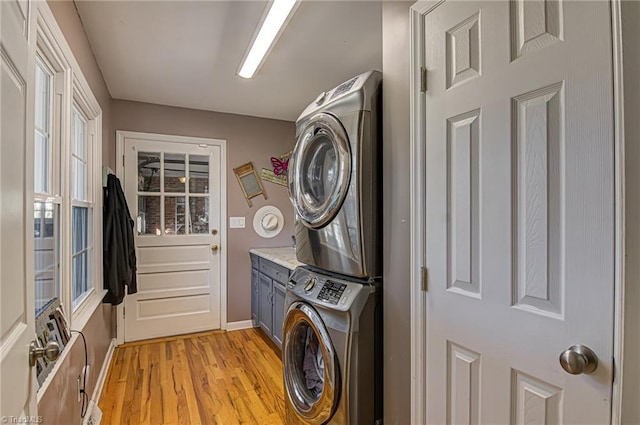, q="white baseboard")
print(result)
[226,320,256,332]
[85,338,116,418]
